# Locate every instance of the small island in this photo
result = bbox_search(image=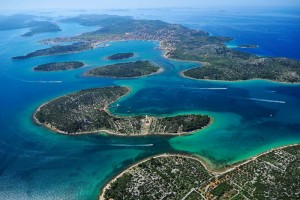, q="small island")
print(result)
[107,52,134,60]
[34,61,85,71]
[101,144,300,200]
[12,42,92,60]
[85,60,160,78]
[34,86,211,135]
